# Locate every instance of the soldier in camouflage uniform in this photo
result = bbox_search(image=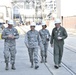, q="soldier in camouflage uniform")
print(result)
[50,18,68,69]
[39,22,50,63]
[2,20,19,70]
[25,22,44,69]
